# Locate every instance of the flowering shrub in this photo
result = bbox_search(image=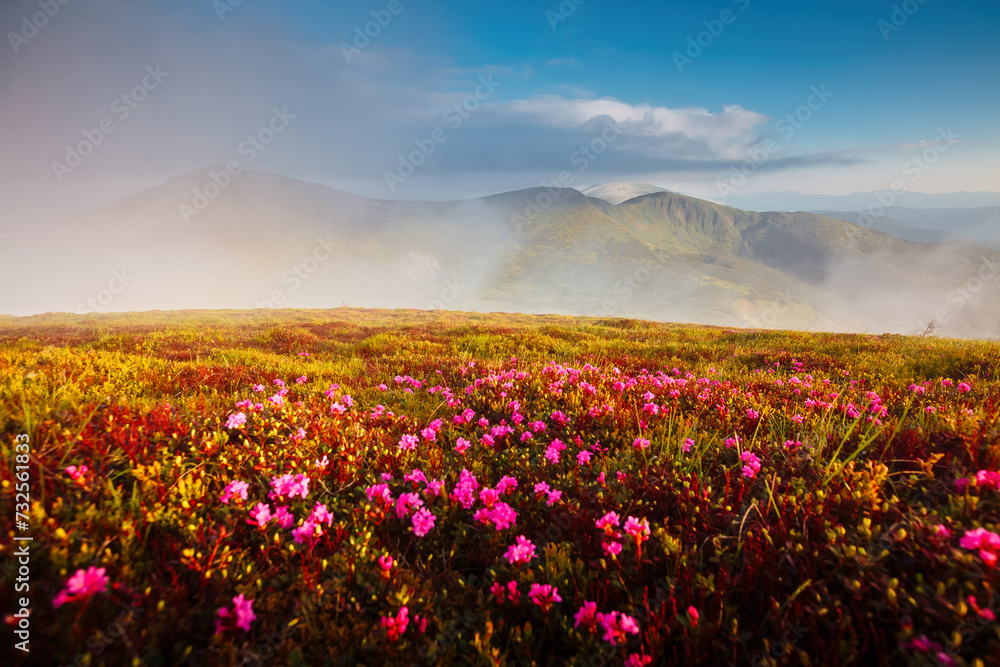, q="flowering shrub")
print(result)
[2,311,999,665]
